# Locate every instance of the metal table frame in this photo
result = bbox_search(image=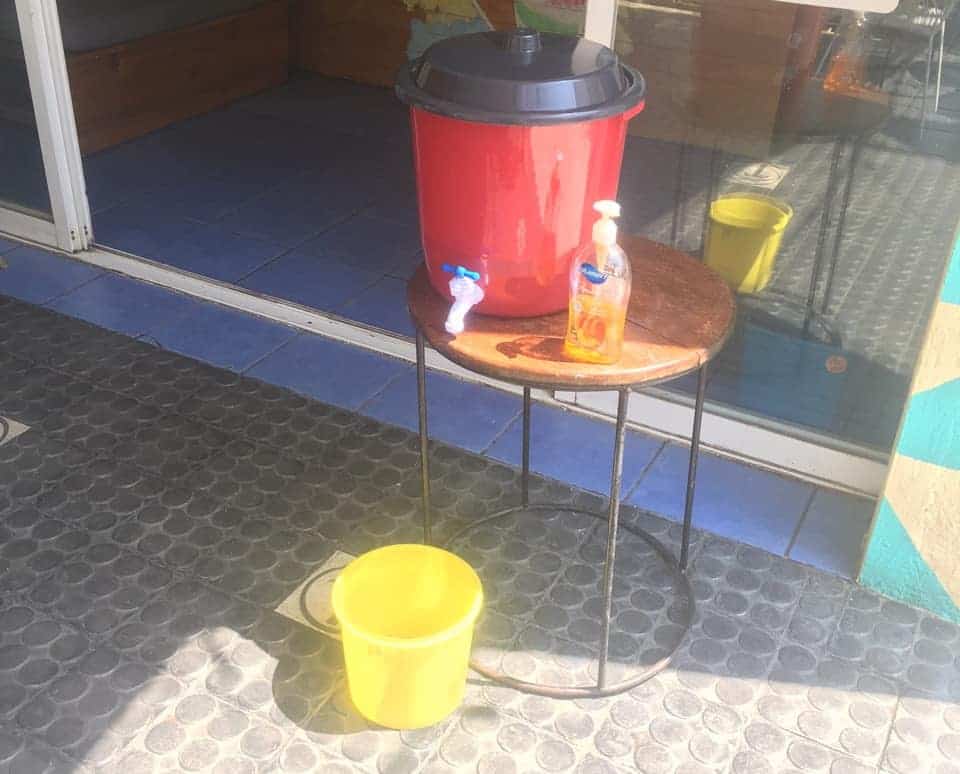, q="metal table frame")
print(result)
[414,330,703,698]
